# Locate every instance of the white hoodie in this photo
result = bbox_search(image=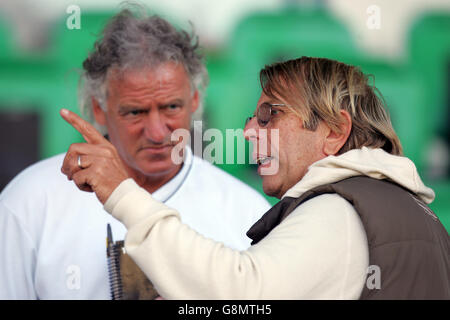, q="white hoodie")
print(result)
[104,147,435,299]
